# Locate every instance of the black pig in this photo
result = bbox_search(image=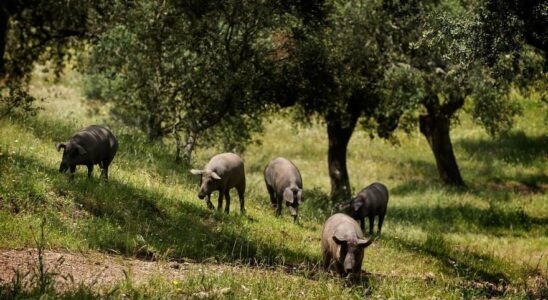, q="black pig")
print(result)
[56,125,118,180]
[338,182,388,235]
